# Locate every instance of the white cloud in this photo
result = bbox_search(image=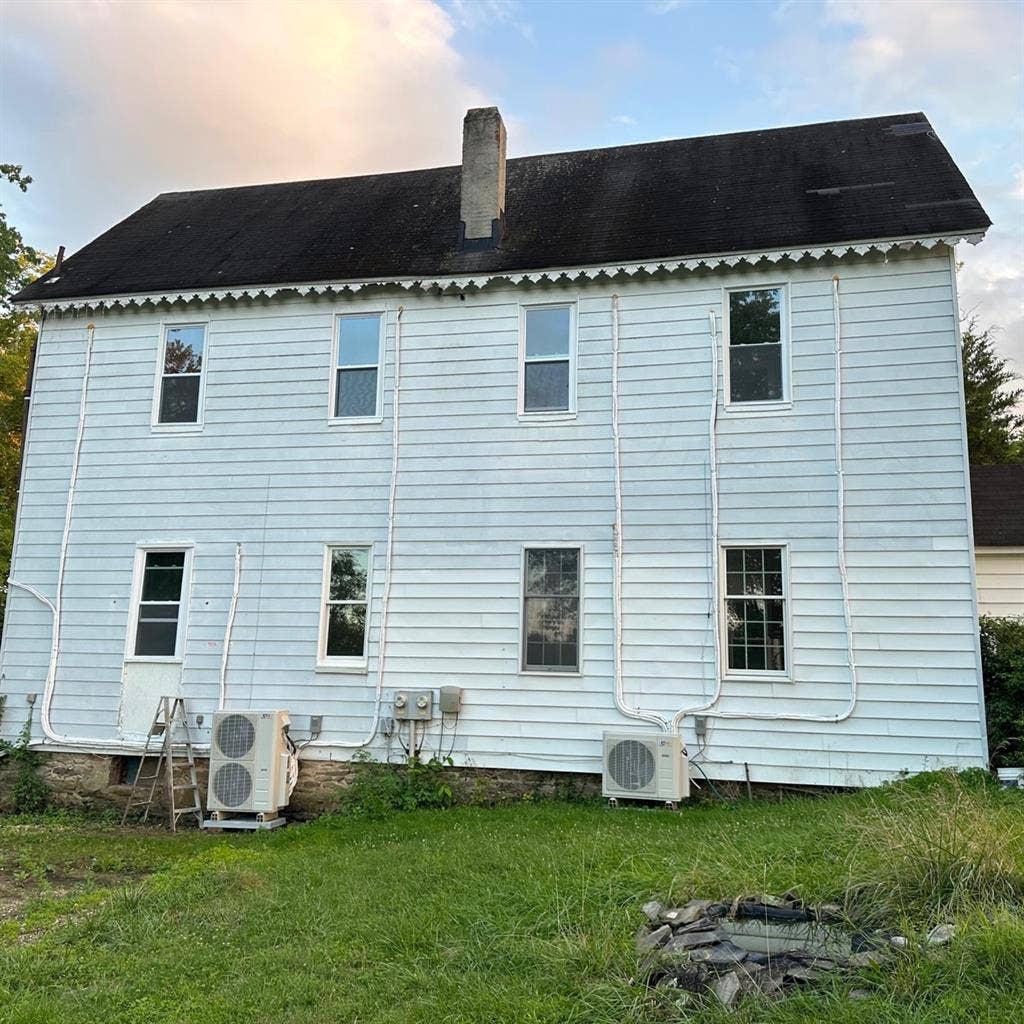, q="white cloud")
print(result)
[449,0,534,41]
[2,0,490,254]
[747,0,1024,373]
[611,114,638,127]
